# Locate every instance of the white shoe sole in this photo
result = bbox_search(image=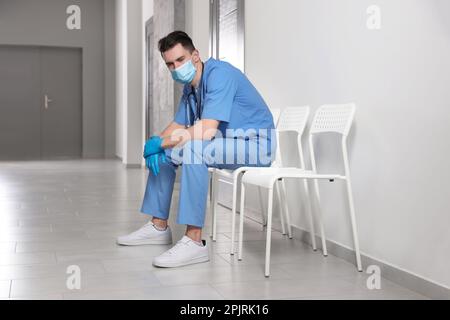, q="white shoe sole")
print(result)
[153,255,210,268]
[116,238,172,246]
